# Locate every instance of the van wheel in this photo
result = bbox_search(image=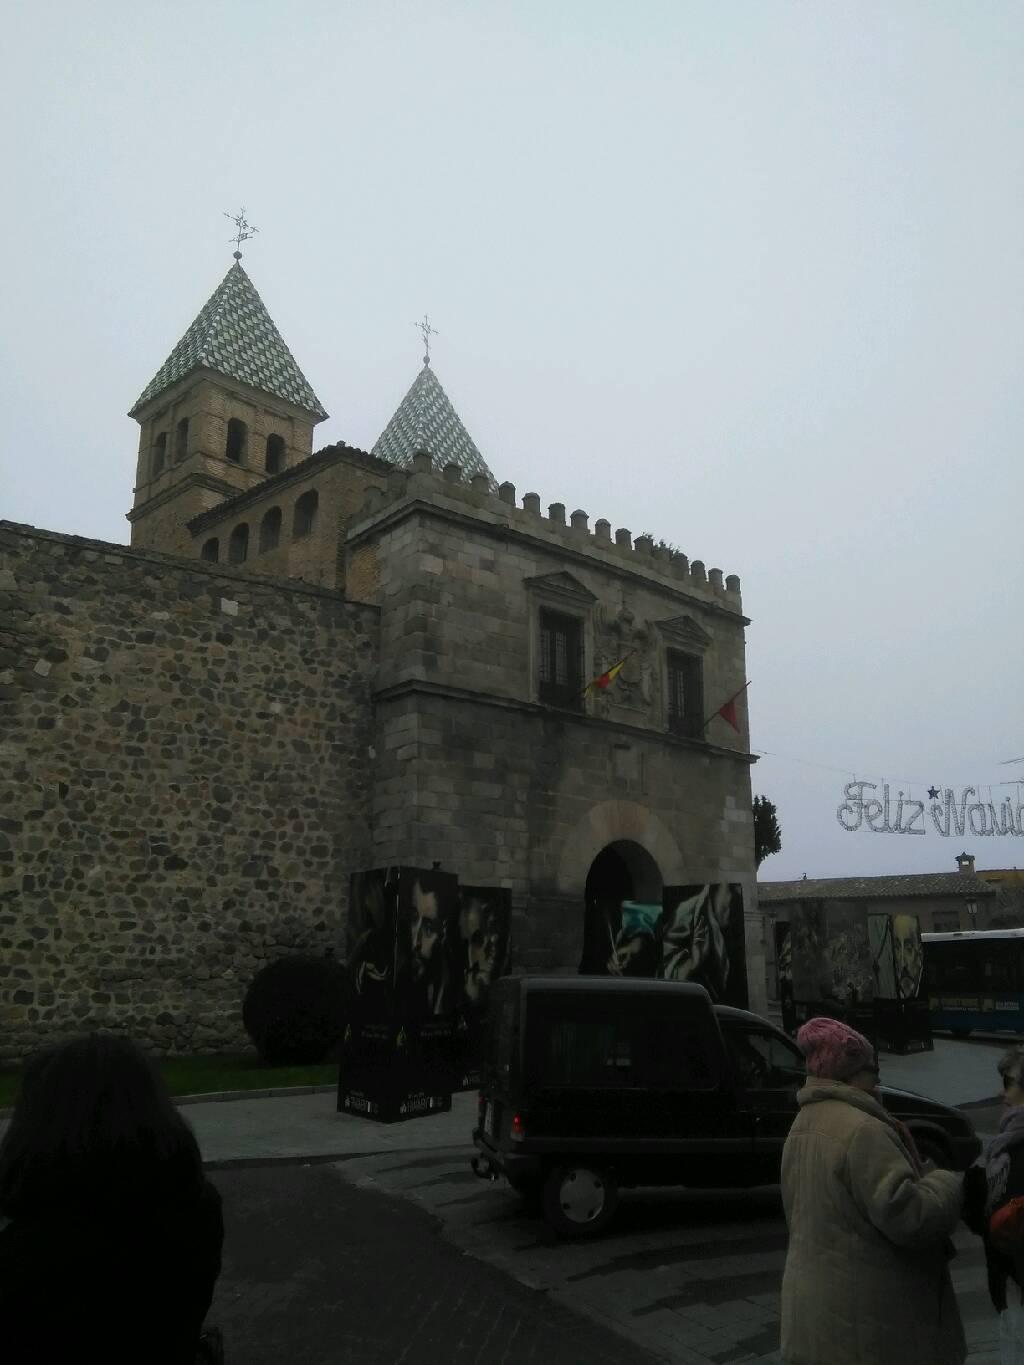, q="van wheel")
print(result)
[542,1164,618,1238]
